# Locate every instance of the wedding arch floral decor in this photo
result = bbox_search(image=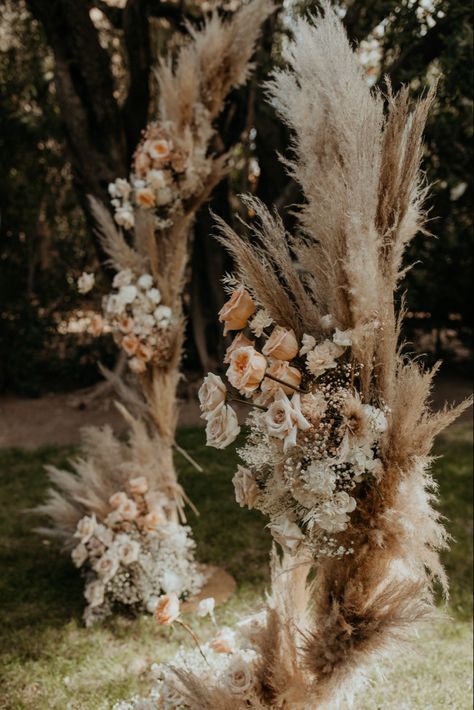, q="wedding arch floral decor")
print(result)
[113,5,472,707]
[36,0,274,626]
